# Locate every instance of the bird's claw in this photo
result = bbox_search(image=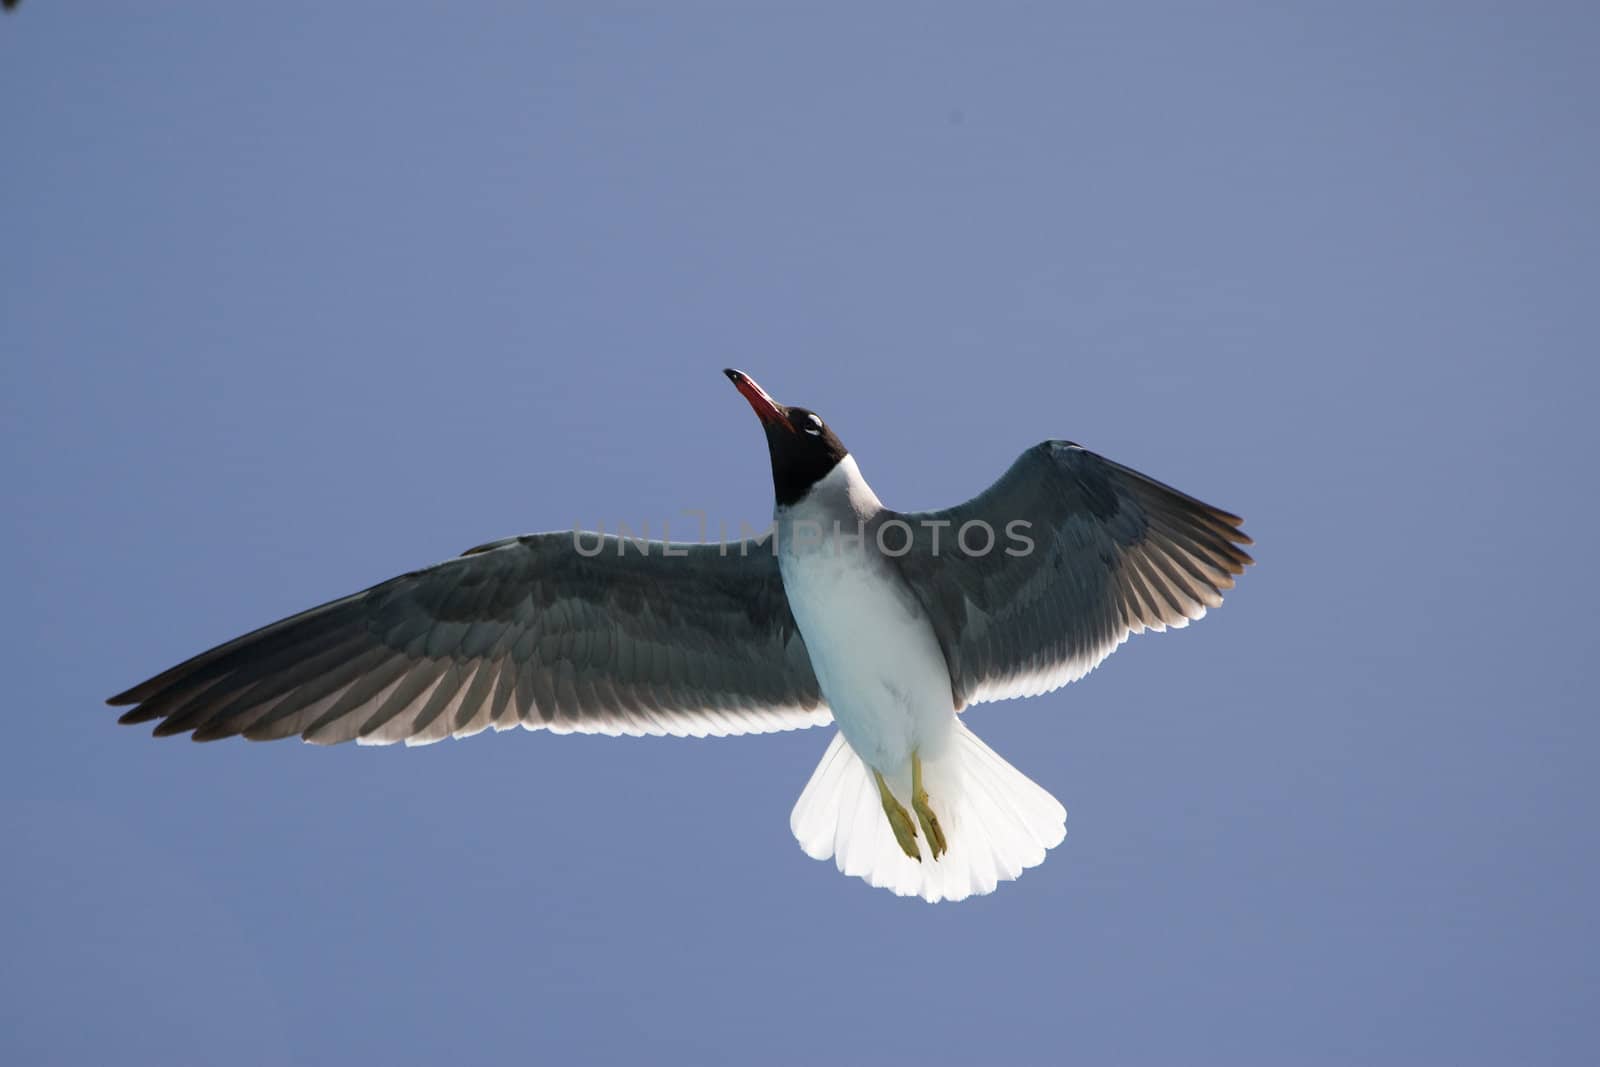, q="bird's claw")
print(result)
[913,790,947,860]
[911,749,947,860]
[875,770,922,862]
